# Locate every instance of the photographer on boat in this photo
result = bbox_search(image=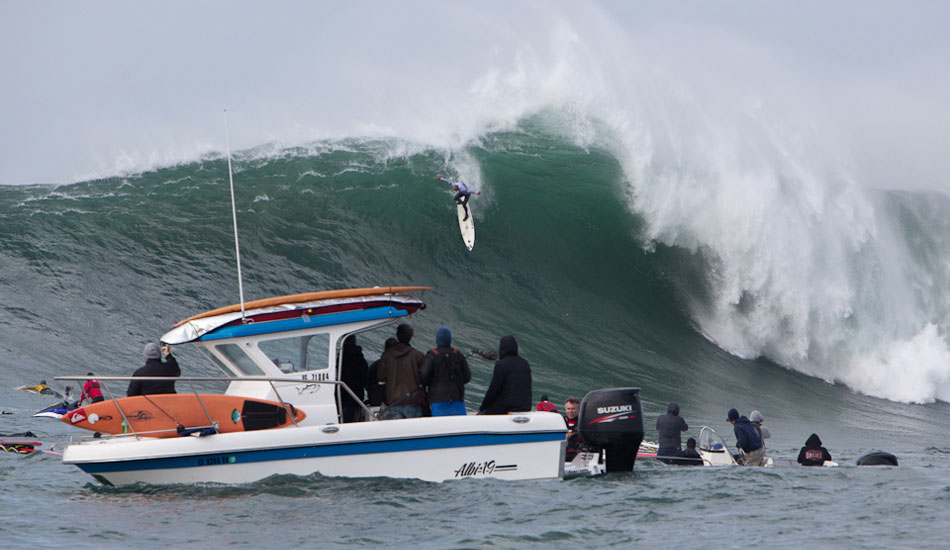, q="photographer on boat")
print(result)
[127,342,180,396]
[656,402,689,464]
